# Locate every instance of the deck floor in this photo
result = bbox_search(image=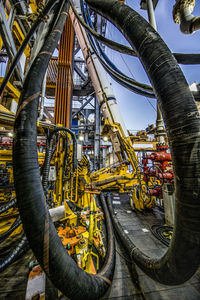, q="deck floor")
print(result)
[104,192,200,300]
[1,194,200,299]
